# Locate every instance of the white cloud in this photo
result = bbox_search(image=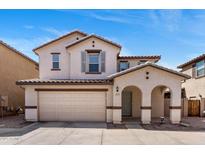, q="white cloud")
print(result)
[149,10,182,32]
[185,52,204,61]
[177,37,205,48]
[160,10,182,32]
[120,47,133,56]
[158,61,177,70]
[41,27,66,36]
[89,13,131,24]
[24,25,34,29]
